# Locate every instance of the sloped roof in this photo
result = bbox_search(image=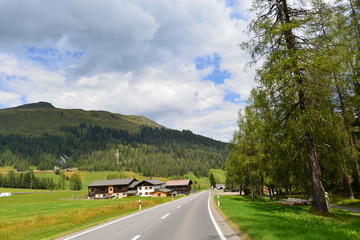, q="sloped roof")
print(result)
[153,188,172,193]
[135,179,164,186]
[128,181,140,189]
[165,179,193,186]
[88,178,137,187]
